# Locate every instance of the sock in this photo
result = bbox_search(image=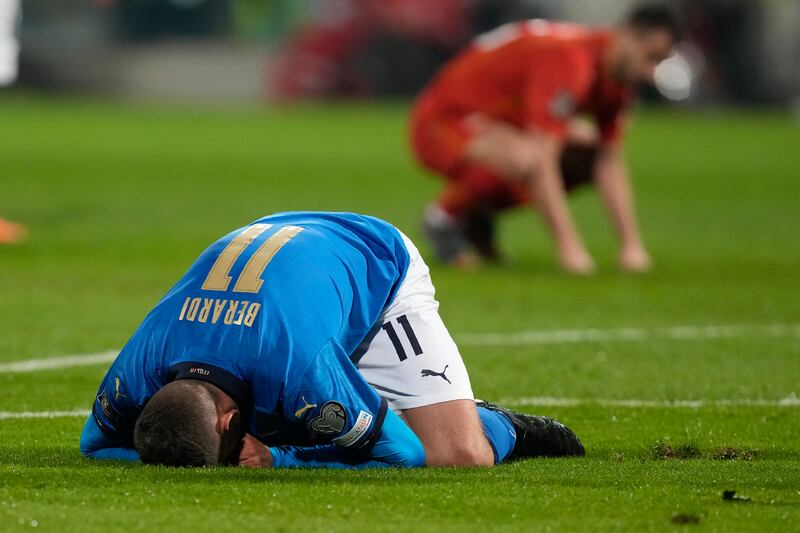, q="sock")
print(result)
[477,405,516,464]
